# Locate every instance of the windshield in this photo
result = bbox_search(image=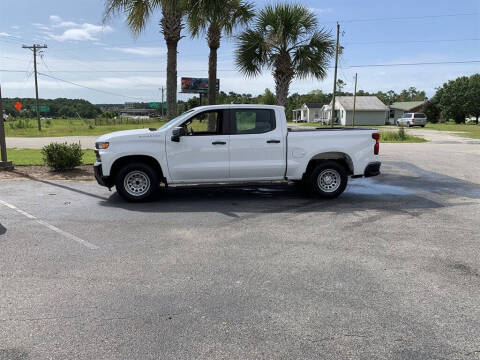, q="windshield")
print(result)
[157,109,195,130]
